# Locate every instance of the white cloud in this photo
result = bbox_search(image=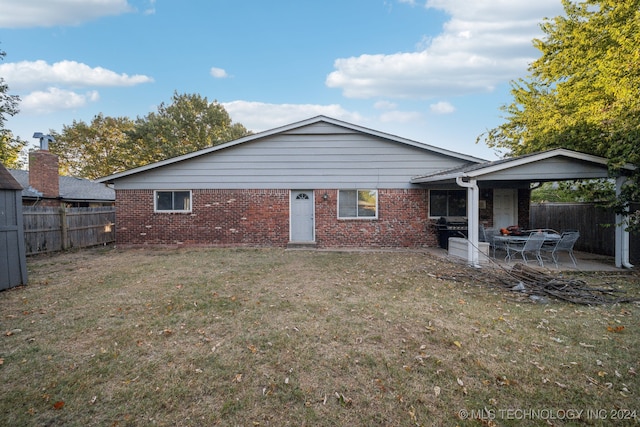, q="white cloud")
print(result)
[0,60,153,90]
[0,0,134,28]
[210,67,229,78]
[326,0,564,99]
[374,100,398,110]
[222,101,363,132]
[430,101,455,114]
[378,110,423,123]
[20,88,100,114]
